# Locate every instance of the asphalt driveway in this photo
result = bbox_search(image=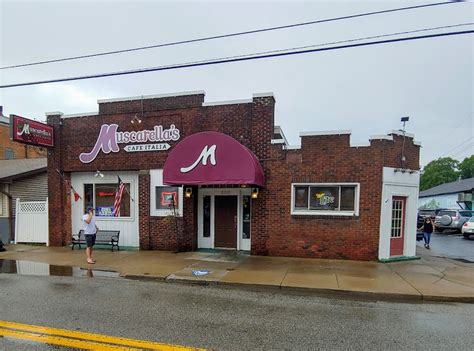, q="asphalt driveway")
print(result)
[417,232,474,262]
